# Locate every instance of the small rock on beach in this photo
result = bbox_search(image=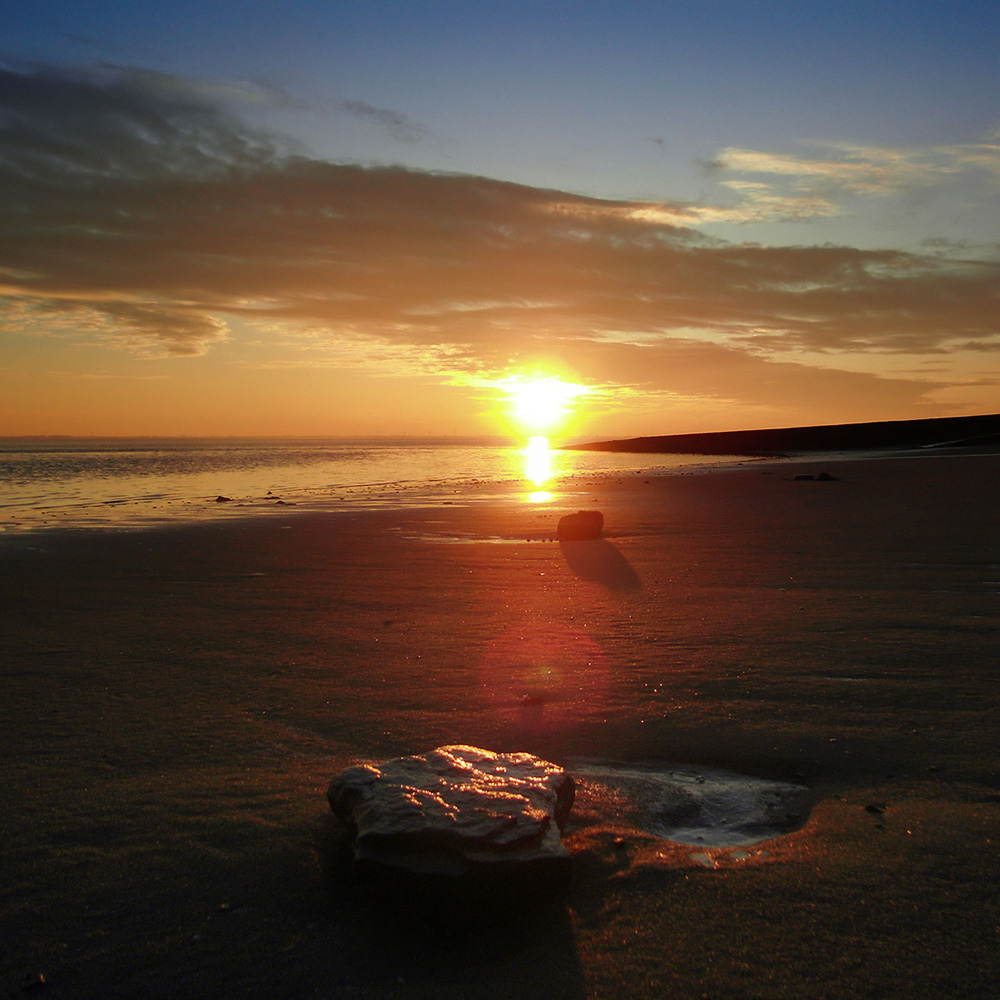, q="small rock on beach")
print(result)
[557,509,604,541]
